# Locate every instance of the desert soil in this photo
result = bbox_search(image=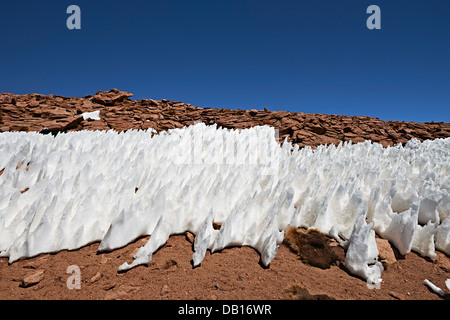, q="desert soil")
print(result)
[0,233,449,300]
